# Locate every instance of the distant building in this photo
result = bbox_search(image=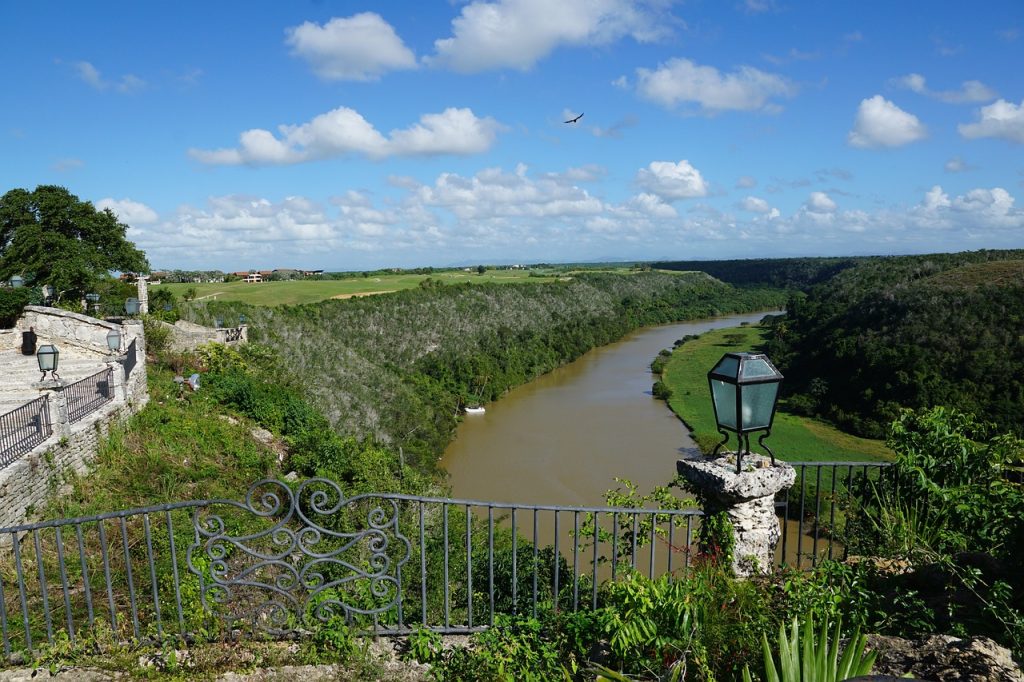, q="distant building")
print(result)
[244,273,263,283]
[302,269,324,277]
